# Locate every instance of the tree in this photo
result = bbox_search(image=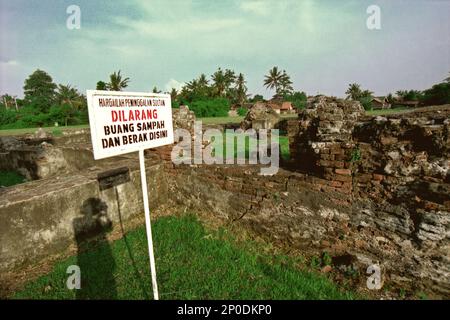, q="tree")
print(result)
[264,66,282,94]
[96,81,107,90]
[198,73,209,88]
[170,88,178,101]
[56,84,79,107]
[395,90,408,101]
[345,83,362,100]
[284,91,307,109]
[107,70,130,91]
[250,94,264,103]
[224,69,236,97]
[234,73,248,106]
[1,94,16,110]
[23,69,57,112]
[211,68,226,97]
[396,90,422,101]
[386,93,395,104]
[152,86,161,94]
[422,82,450,105]
[278,70,294,96]
[196,73,210,97]
[361,89,373,98]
